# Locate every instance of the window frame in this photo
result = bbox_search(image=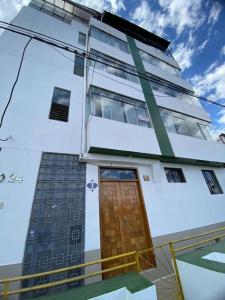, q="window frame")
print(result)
[78,32,86,46]
[49,87,71,122]
[164,167,186,183]
[202,170,223,195]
